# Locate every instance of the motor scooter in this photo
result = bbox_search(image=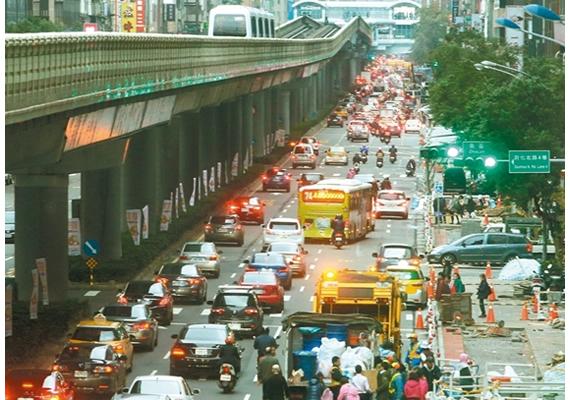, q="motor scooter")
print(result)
[405,166,415,177]
[389,153,397,164]
[332,232,345,249]
[376,157,384,168]
[218,346,244,393]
